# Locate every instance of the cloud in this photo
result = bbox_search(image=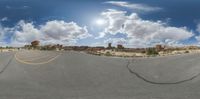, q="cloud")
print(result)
[195,36,200,42]
[0,20,91,47]
[104,38,127,45]
[40,20,90,41]
[98,9,194,47]
[0,25,7,41]
[1,17,8,21]
[104,1,162,12]
[11,20,42,46]
[40,20,91,45]
[0,25,15,46]
[196,23,200,33]
[194,23,200,43]
[101,9,127,34]
[5,5,30,10]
